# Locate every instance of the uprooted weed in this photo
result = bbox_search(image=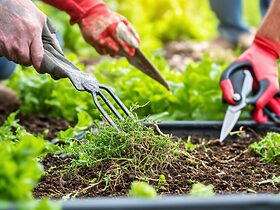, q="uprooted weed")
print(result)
[53,117,188,196]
